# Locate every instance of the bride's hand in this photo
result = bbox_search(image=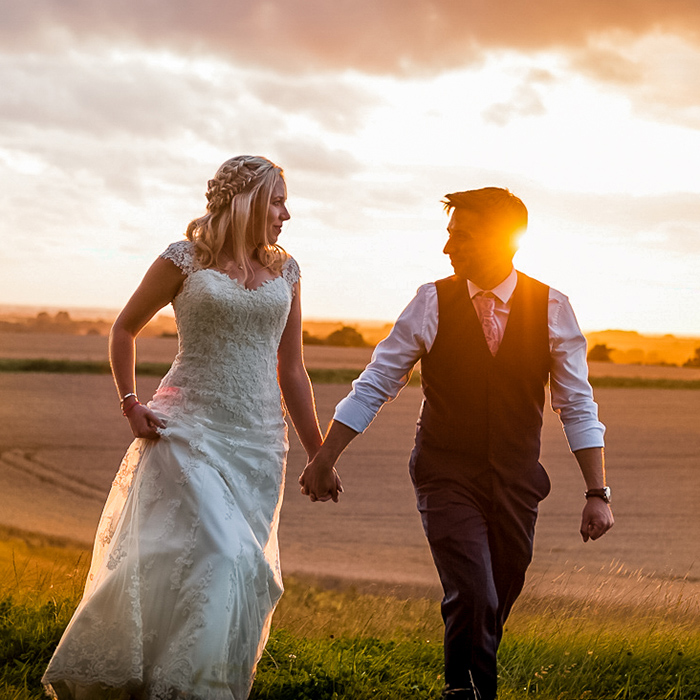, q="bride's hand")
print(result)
[125,404,167,440]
